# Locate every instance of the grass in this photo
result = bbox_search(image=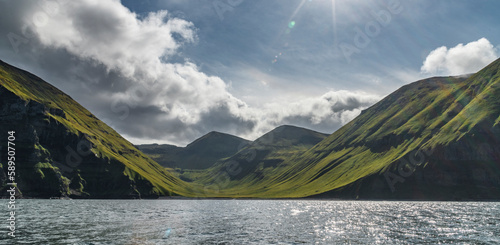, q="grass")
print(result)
[0,60,202,197]
[3,57,500,199]
[191,59,500,198]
